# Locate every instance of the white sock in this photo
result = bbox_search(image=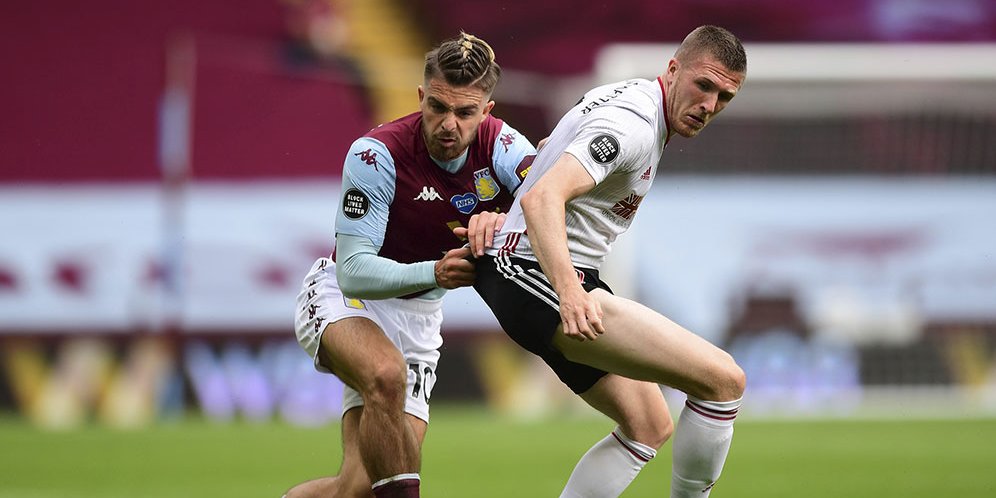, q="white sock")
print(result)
[560,428,656,498]
[671,396,741,498]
